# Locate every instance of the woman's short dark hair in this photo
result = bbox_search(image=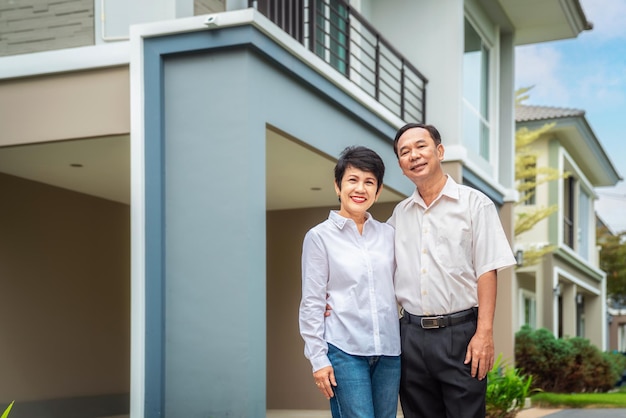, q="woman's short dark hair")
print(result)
[334,146,385,192]
[392,123,442,158]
